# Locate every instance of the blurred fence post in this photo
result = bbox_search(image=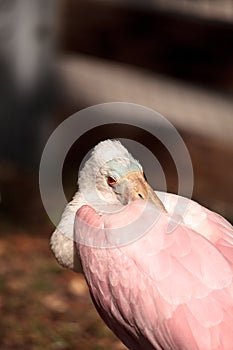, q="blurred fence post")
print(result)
[0,0,60,167]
